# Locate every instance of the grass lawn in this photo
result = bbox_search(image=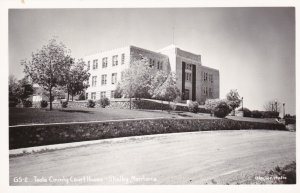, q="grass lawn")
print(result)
[9,107,278,126]
[9,107,217,126]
